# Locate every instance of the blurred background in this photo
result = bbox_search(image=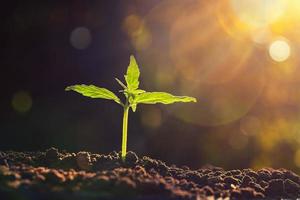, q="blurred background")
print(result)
[2,0,300,172]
